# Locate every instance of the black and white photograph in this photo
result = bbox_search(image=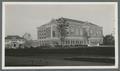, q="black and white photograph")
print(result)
[2,2,118,69]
